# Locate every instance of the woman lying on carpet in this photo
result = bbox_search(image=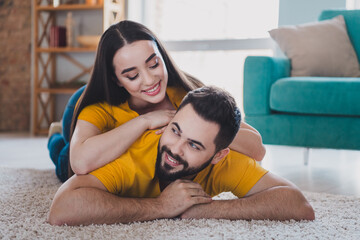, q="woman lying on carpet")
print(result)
[48,20,265,182]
